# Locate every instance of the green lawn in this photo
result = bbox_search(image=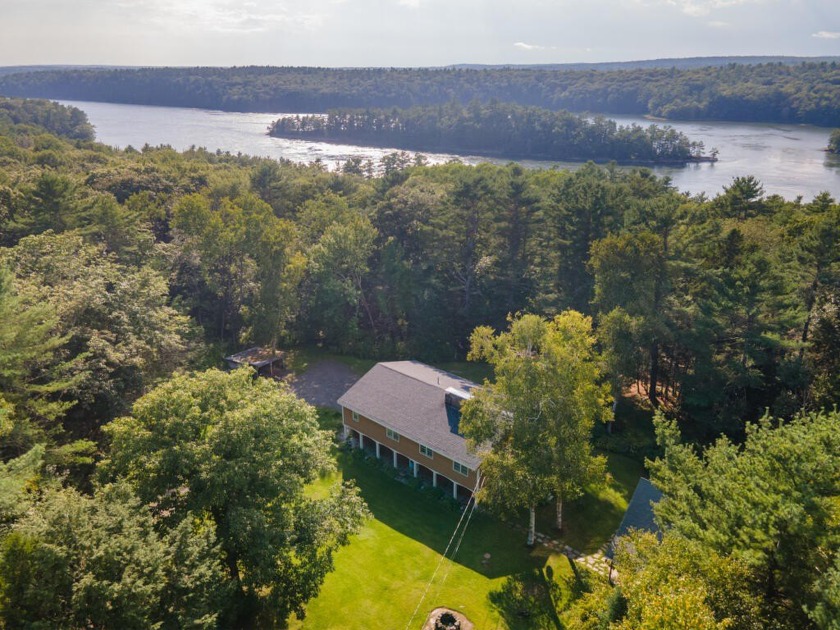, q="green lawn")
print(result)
[434,360,494,385]
[315,408,343,433]
[293,451,579,629]
[289,355,647,626]
[534,453,645,553]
